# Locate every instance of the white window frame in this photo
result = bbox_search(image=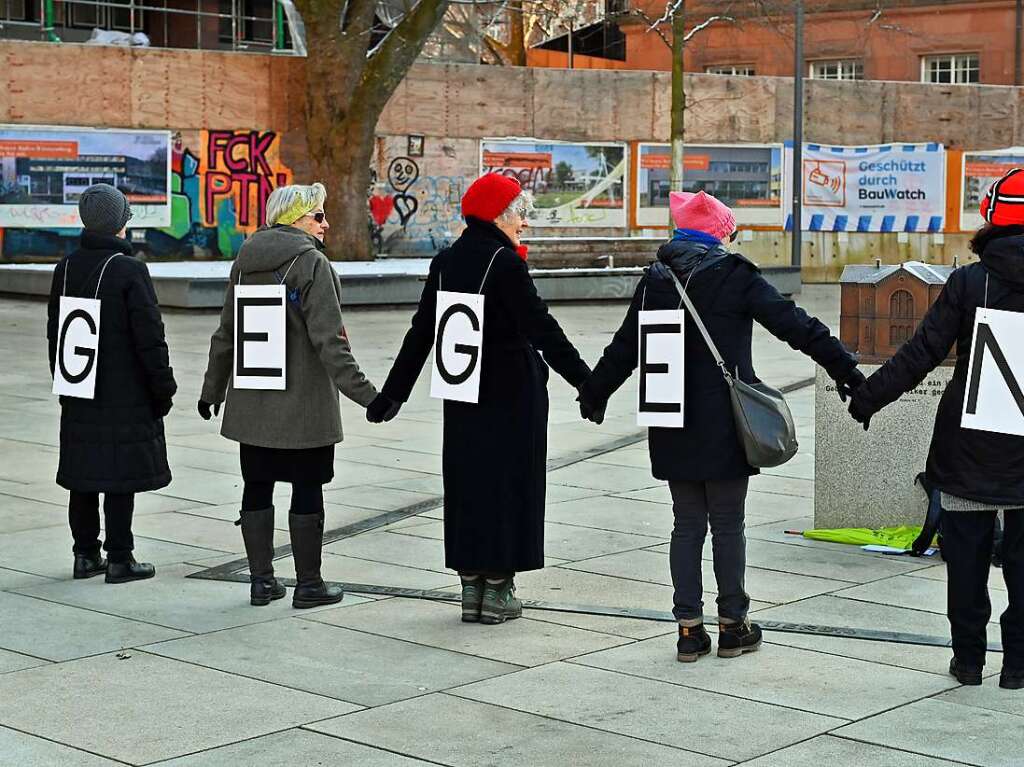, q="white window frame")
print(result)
[705,64,756,76]
[921,53,980,84]
[808,59,864,80]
